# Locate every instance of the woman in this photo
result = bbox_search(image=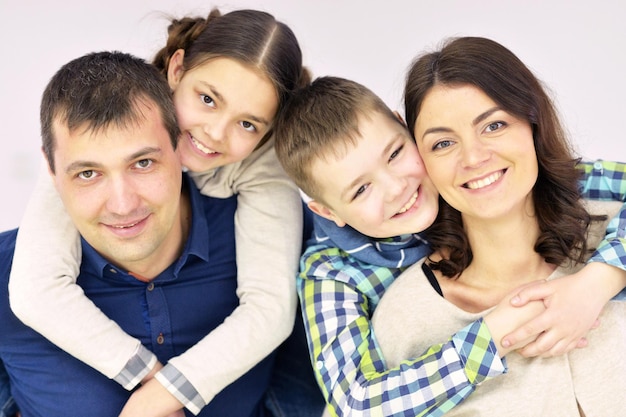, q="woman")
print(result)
[8,8,317,417]
[372,36,626,415]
